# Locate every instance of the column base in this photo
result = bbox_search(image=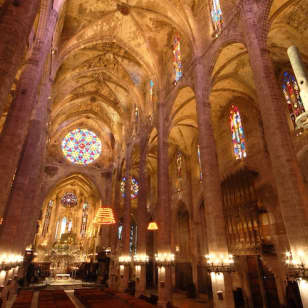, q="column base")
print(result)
[298,279,308,307]
[210,272,234,308]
